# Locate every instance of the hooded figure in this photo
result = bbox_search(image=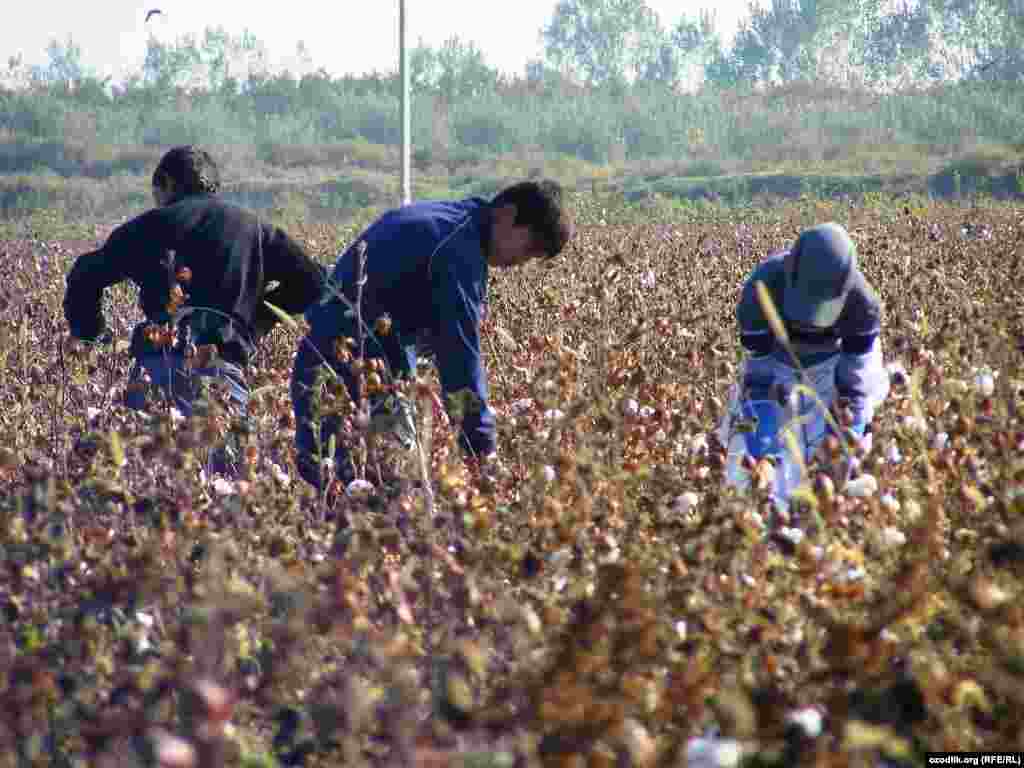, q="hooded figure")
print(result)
[719,222,890,510]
